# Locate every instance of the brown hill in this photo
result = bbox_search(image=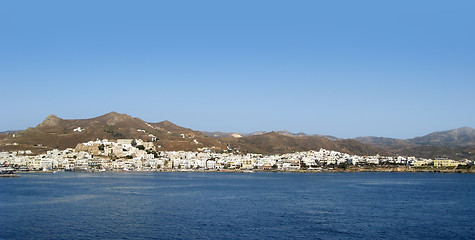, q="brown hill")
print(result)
[149,120,193,133]
[354,136,417,151]
[395,145,475,160]
[147,120,227,152]
[221,132,384,156]
[0,112,226,153]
